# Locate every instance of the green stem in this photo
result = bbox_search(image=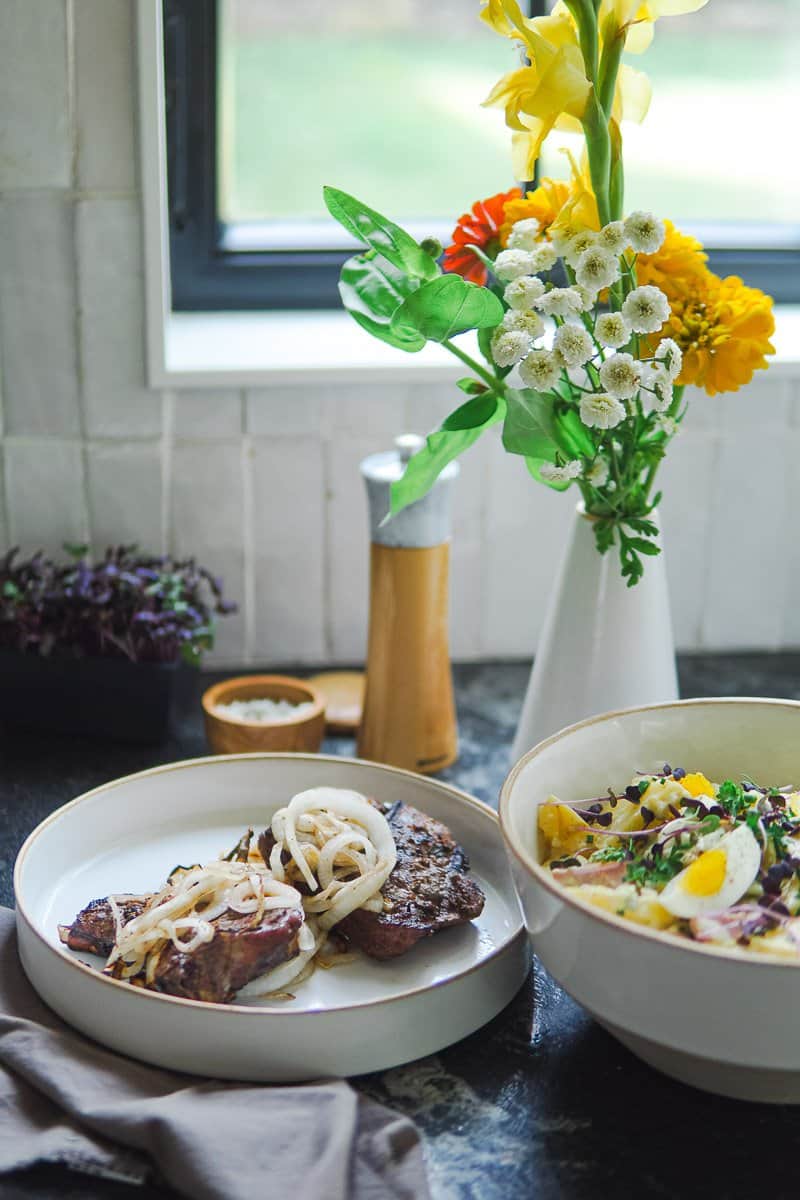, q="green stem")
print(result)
[581,94,612,226]
[442,338,503,391]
